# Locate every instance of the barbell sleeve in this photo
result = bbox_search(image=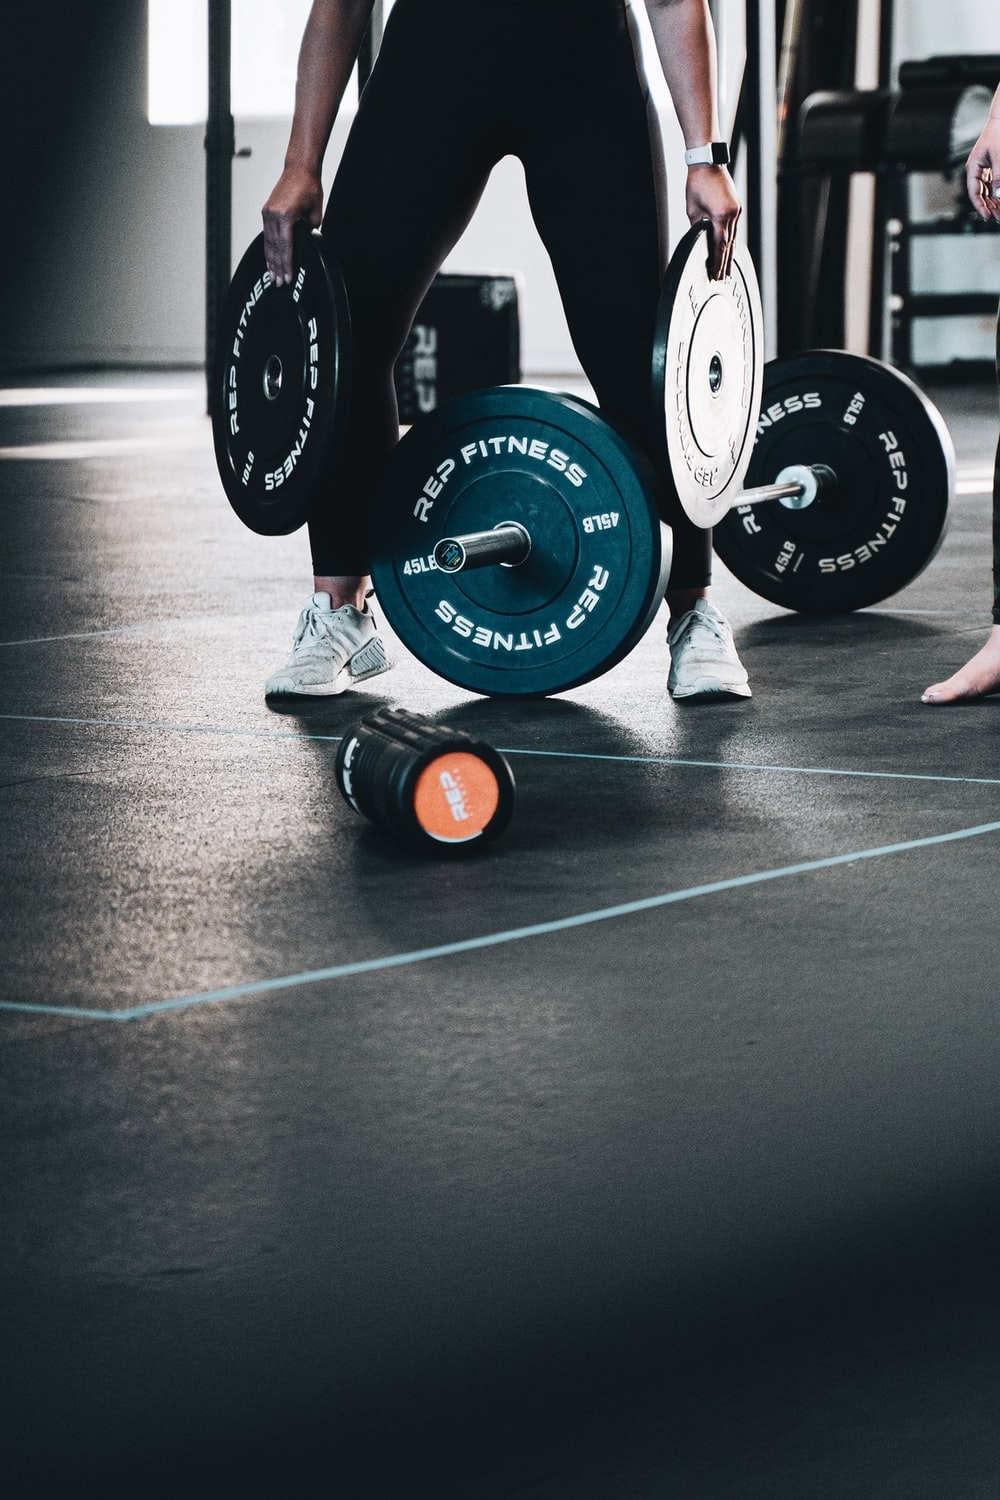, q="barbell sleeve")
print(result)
[735,463,837,512]
[433,523,532,574]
